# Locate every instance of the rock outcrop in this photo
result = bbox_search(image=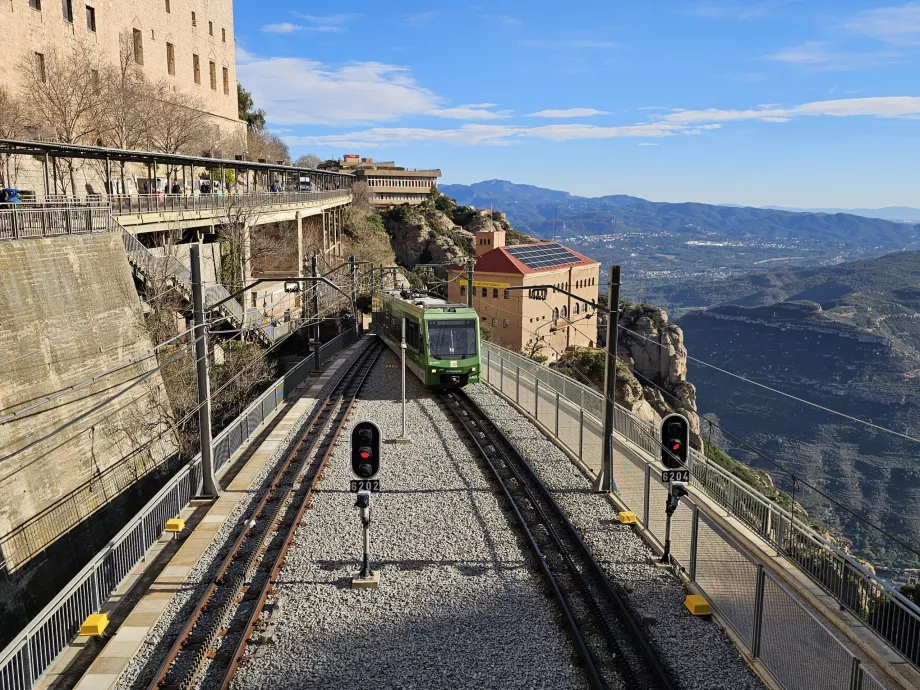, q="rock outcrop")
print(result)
[616,303,702,447]
[382,205,473,277]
